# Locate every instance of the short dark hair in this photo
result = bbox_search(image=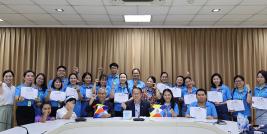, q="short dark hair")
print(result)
[51,77,63,90]
[147,76,156,83]
[23,70,35,77]
[257,70,267,84]
[196,88,207,95]
[82,72,92,82]
[234,75,245,82]
[133,87,142,93]
[35,73,47,91]
[132,68,141,74]
[184,76,192,81]
[161,72,168,77]
[211,73,223,88]
[56,65,67,71]
[109,63,119,69]
[2,70,14,78]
